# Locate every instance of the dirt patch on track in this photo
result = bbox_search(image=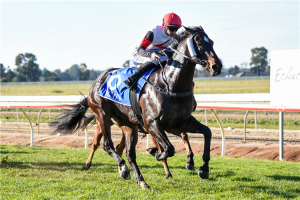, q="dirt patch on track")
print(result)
[1,133,299,162]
